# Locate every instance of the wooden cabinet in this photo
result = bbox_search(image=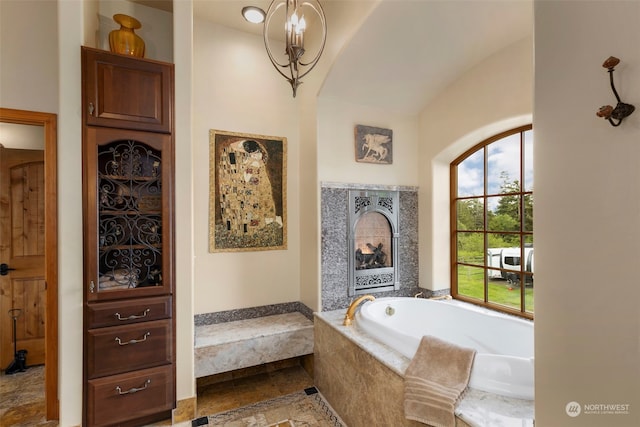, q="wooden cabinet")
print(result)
[81,46,175,427]
[82,46,173,133]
